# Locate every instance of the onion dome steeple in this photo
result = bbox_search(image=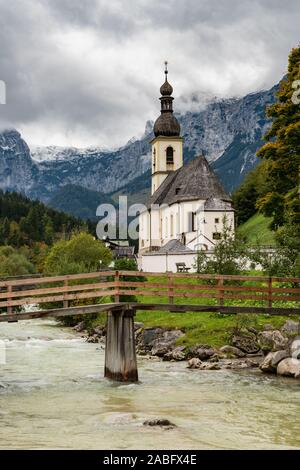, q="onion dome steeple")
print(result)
[153,61,180,137]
